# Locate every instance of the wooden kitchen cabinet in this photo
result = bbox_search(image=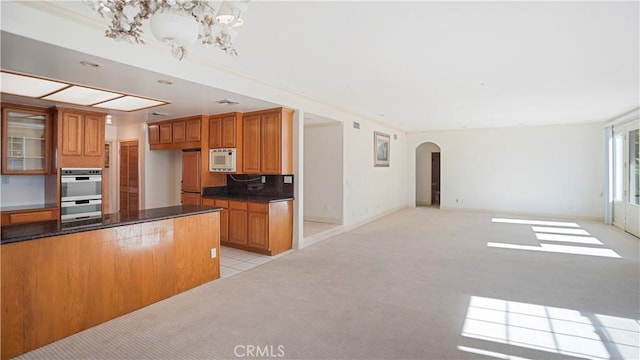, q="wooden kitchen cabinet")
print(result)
[172,121,186,143]
[159,123,172,144]
[242,114,261,173]
[148,124,159,145]
[54,107,106,168]
[228,200,248,246]
[1,104,52,175]
[148,116,203,150]
[222,199,293,255]
[185,118,201,142]
[242,108,293,174]
[209,113,241,148]
[181,192,202,205]
[182,151,201,193]
[248,202,269,250]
